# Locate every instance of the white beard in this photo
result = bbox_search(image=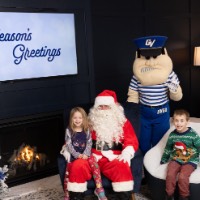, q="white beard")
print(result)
[88,104,126,146]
